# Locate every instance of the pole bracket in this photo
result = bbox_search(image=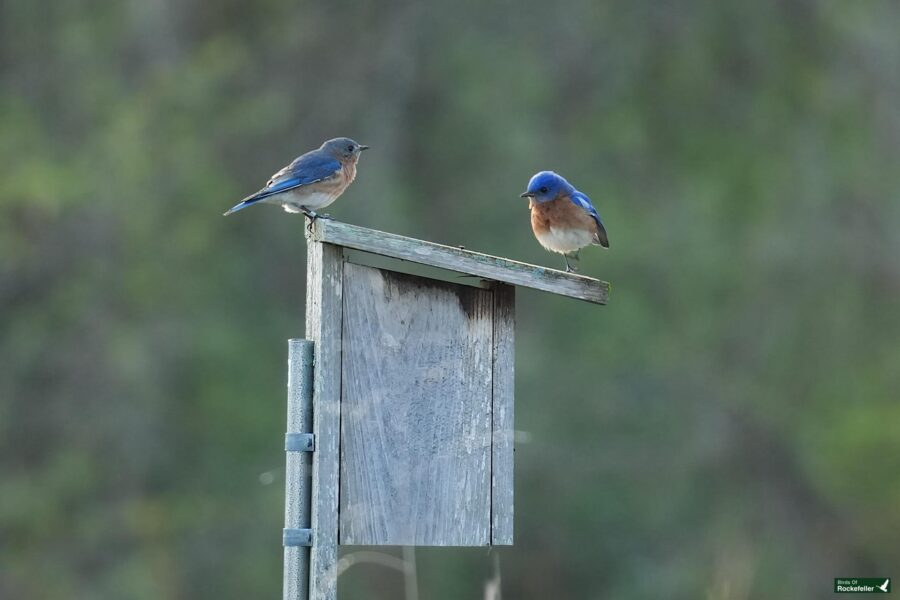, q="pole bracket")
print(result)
[285,432,315,452]
[283,528,313,547]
